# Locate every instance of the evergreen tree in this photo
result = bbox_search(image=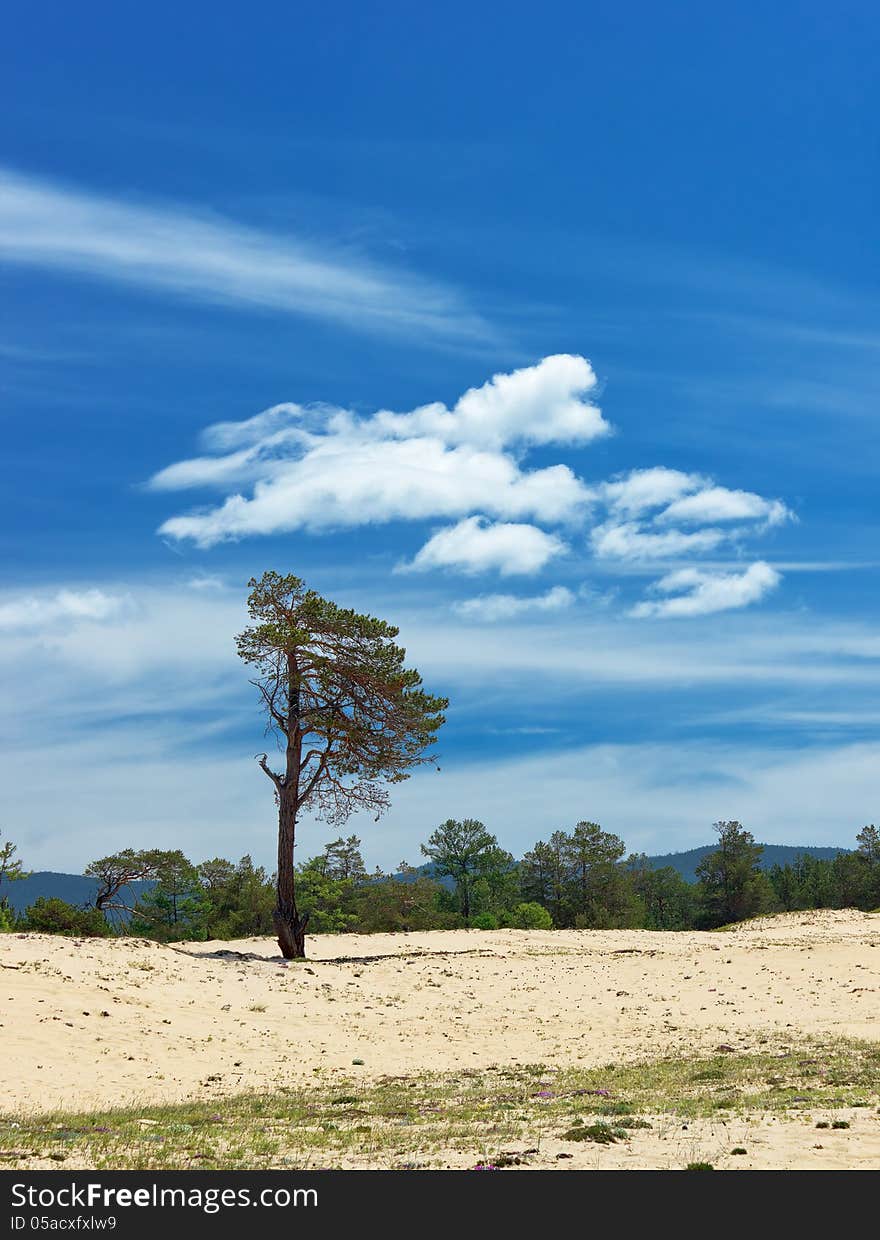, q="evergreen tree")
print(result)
[855,825,880,908]
[625,855,695,929]
[0,829,28,916]
[320,835,367,882]
[695,821,774,927]
[296,853,360,933]
[21,897,111,937]
[562,821,633,928]
[420,819,506,925]
[520,840,556,911]
[130,851,207,941]
[543,831,571,926]
[355,864,452,932]
[199,855,275,938]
